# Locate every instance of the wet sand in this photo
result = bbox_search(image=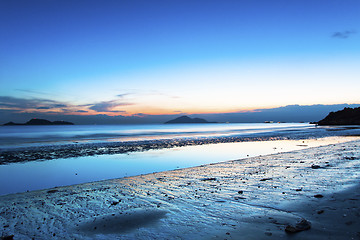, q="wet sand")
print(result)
[2,125,359,165]
[1,139,360,239]
[1,135,296,164]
